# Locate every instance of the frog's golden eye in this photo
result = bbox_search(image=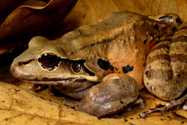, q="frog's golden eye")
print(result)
[71,62,82,73]
[71,60,95,76]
